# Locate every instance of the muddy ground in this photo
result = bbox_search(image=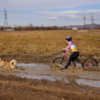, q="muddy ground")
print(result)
[0,55,100,100]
